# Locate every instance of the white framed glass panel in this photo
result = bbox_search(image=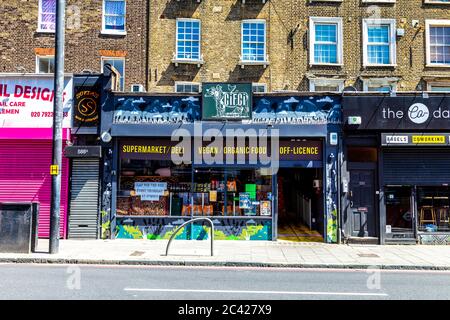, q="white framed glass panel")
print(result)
[176,19,201,61]
[430,85,450,92]
[103,0,126,33]
[252,83,267,93]
[429,25,450,65]
[241,20,266,62]
[36,56,55,73]
[314,23,338,64]
[38,0,56,32]
[102,57,125,91]
[175,82,201,93]
[367,25,390,64]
